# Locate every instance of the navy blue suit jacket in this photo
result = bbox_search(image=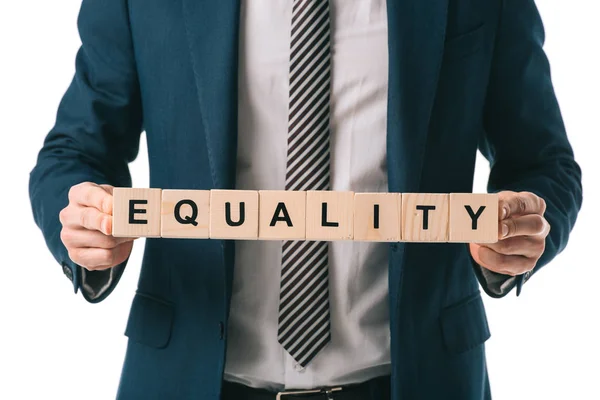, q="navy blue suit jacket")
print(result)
[29,0,582,399]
